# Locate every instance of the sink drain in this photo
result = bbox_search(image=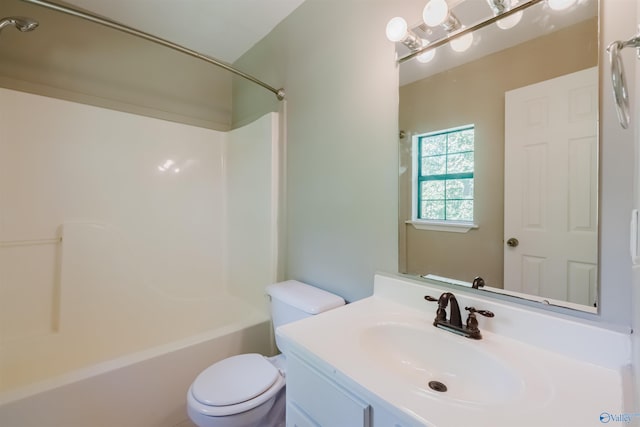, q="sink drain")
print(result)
[428,381,448,392]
